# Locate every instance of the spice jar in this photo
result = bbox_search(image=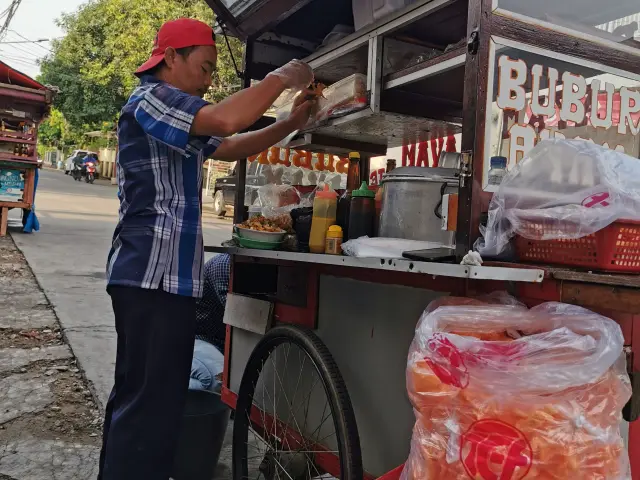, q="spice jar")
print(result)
[325,225,343,255]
